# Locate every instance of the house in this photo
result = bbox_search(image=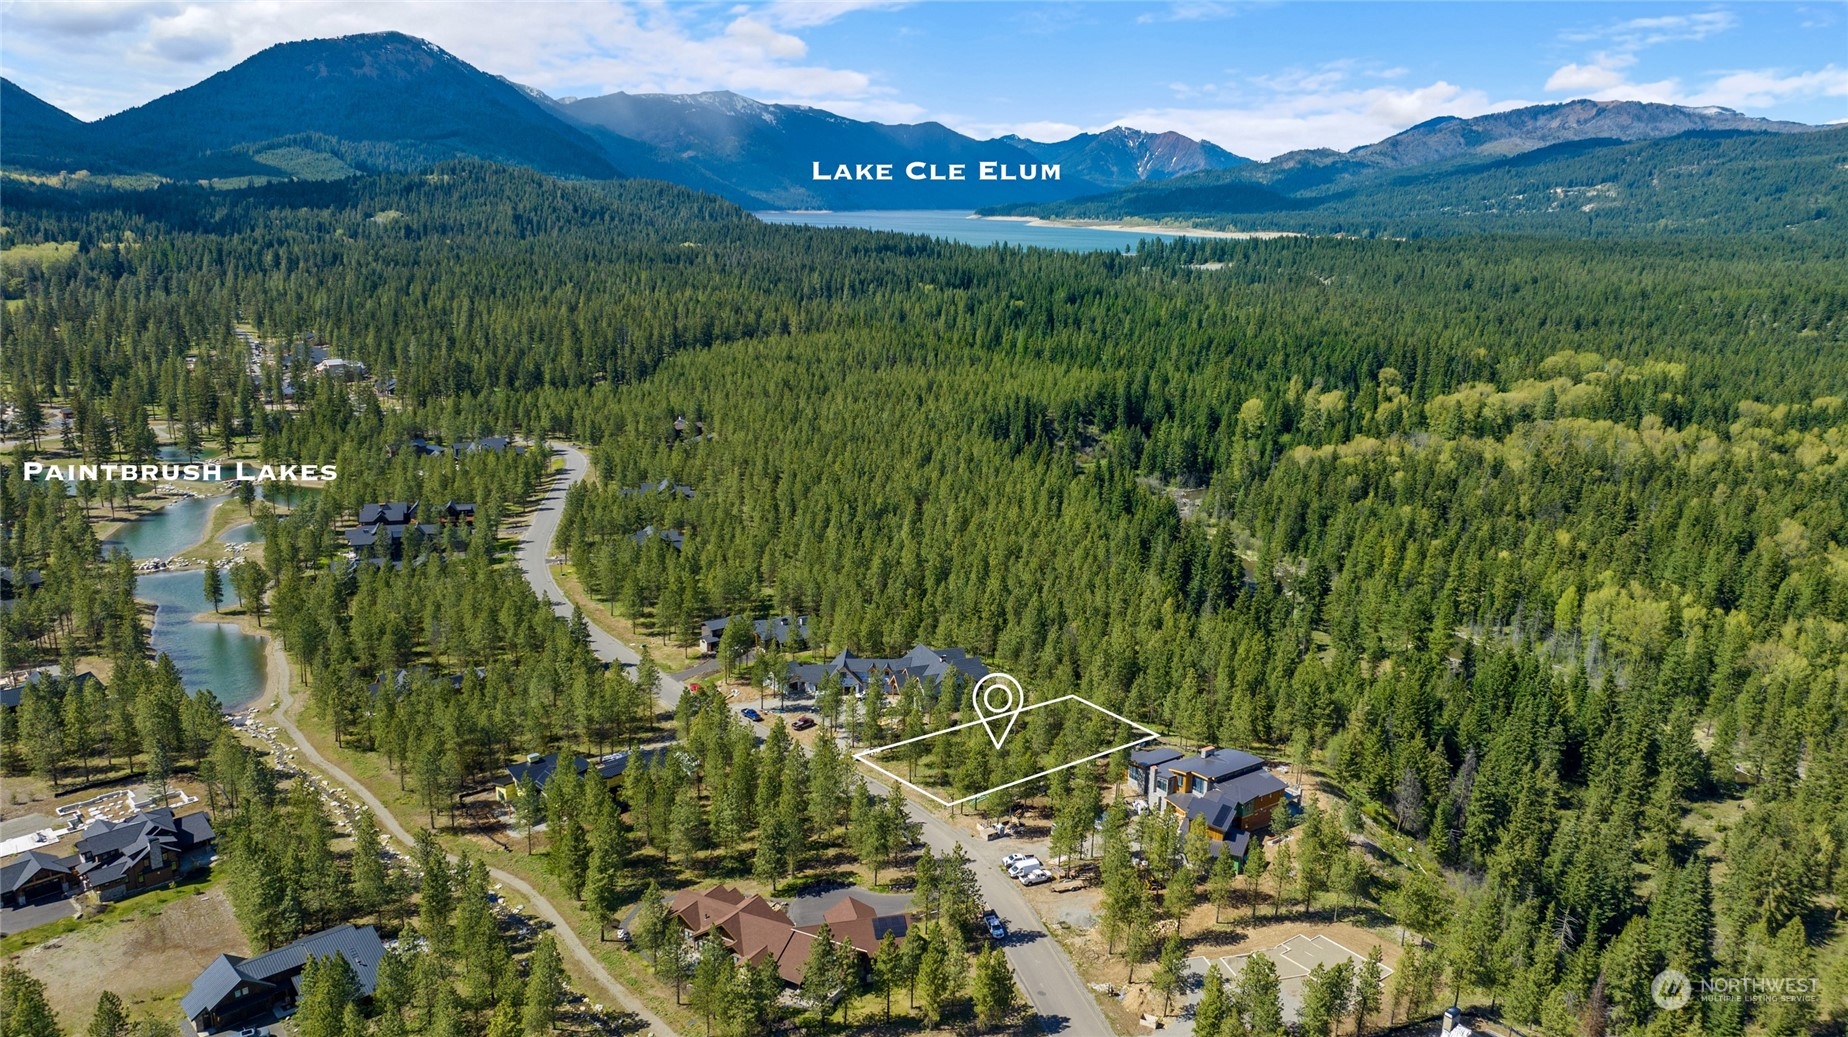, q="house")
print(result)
[452,436,523,457]
[440,501,476,524]
[619,478,695,500]
[313,357,367,379]
[357,502,418,527]
[1156,748,1289,838]
[0,566,44,603]
[492,747,669,802]
[780,644,988,700]
[365,667,484,696]
[70,808,216,902]
[181,923,386,1035]
[0,670,102,711]
[631,525,686,551]
[1127,746,1184,799]
[0,850,77,907]
[697,615,811,655]
[669,885,909,985]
